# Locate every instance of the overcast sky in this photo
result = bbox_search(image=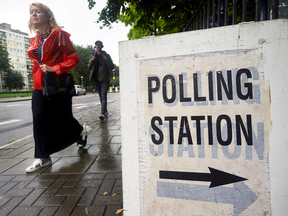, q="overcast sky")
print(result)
[0,0,130,65]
